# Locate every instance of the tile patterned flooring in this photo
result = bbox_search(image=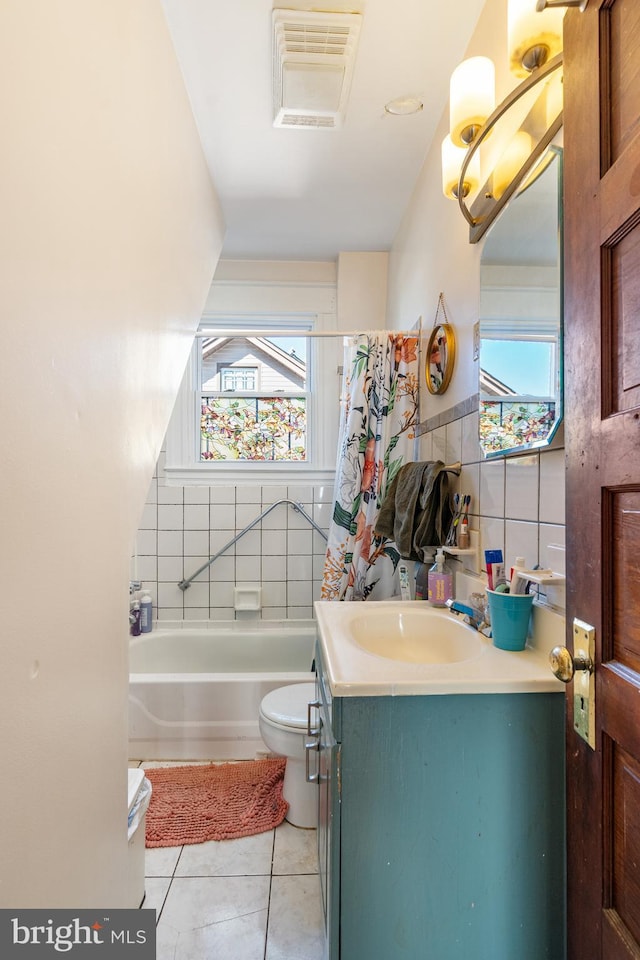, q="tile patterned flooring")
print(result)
[136,762,325,960]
